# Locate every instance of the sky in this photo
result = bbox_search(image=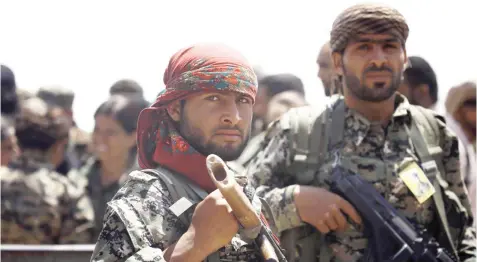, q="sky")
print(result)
[1,0,476,132]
